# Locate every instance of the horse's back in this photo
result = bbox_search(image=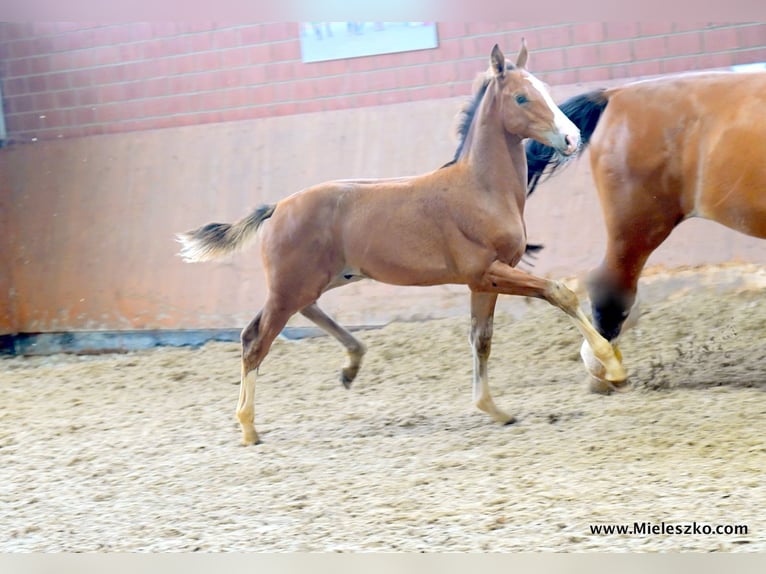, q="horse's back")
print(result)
[591,71,766,238]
